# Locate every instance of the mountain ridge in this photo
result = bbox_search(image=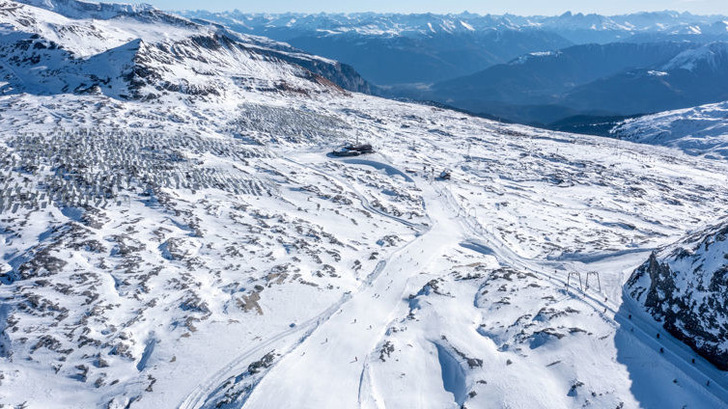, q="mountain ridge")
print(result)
[2,0,371,96]
[181,9,728,86]
[184,8,728,128]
